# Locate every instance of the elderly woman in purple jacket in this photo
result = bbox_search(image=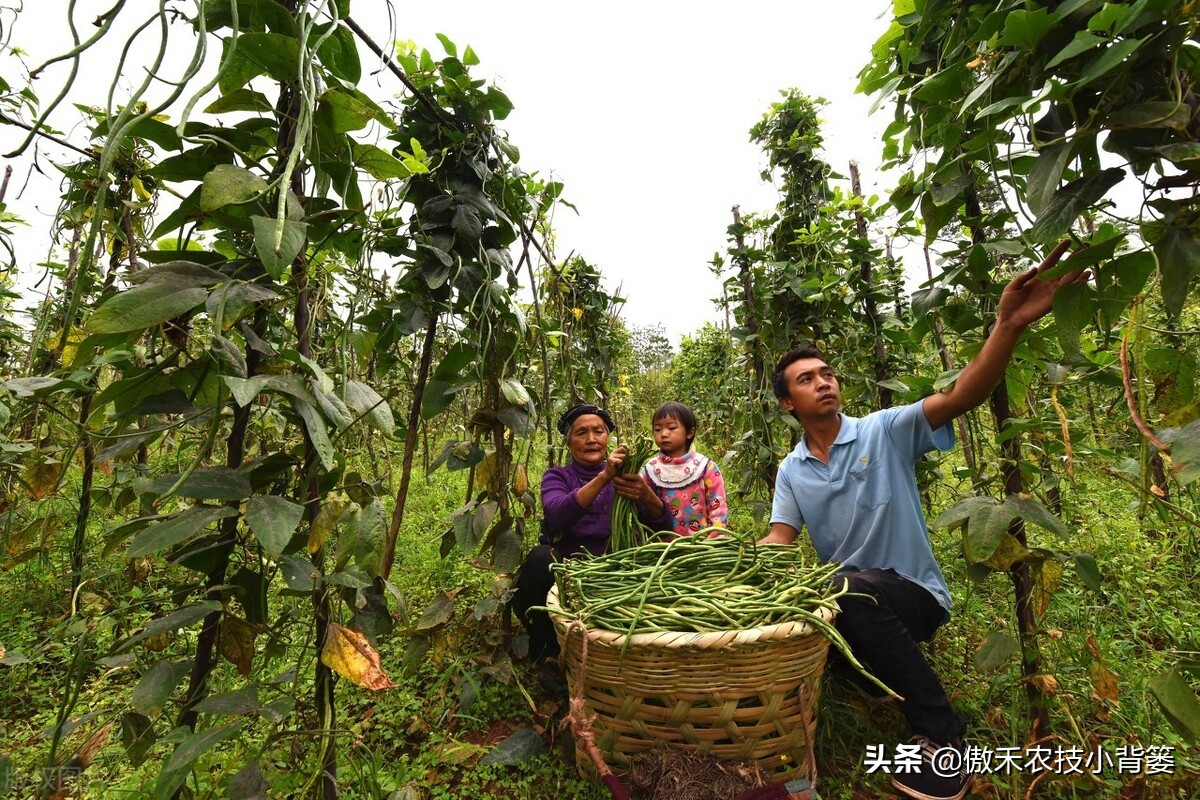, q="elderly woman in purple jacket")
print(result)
[513,404,675,662]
